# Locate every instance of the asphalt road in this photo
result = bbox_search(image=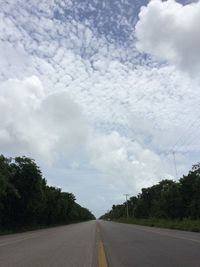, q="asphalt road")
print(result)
[0,220,200,267]
[0,221,98,267]
[99,220,200,267]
